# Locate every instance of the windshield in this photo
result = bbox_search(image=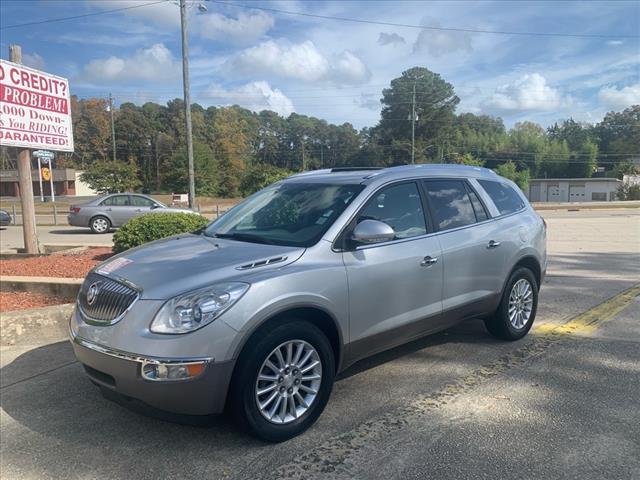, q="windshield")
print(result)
[204,182,364,247]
